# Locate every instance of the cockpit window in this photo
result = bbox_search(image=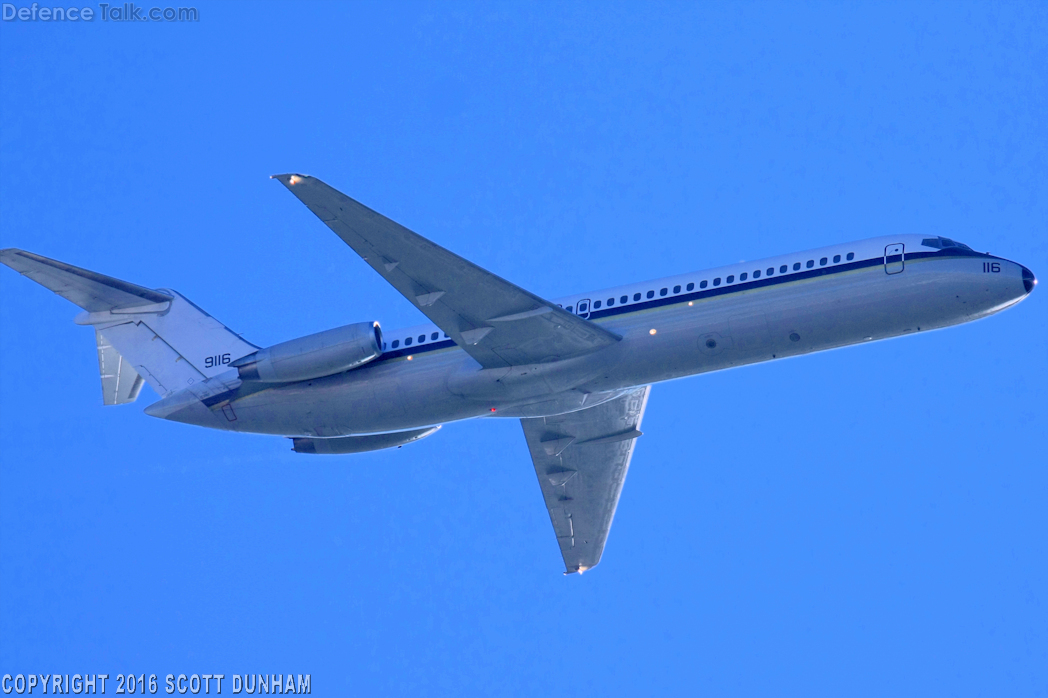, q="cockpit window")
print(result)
[923,236,973,251]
